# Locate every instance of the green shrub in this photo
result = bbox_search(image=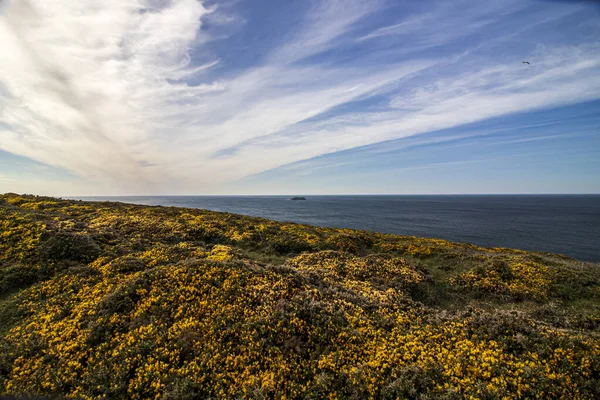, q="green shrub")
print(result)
[39,231,102,263]
[267,234,314,255]
[0,264,52,296]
